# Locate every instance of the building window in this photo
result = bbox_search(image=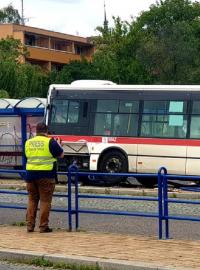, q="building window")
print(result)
[25,33,48,48]
[25,33,36,46]
[75,46,82,55]
[50,38,70,51]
